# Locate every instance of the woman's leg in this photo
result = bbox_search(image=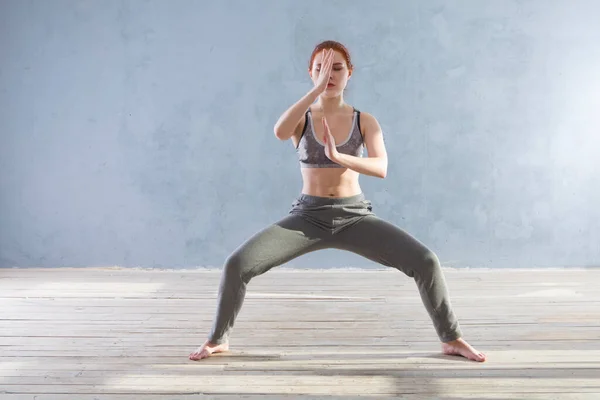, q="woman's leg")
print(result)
[331,214,461,342]
[331,213,485,361]
[207,213,327,345]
